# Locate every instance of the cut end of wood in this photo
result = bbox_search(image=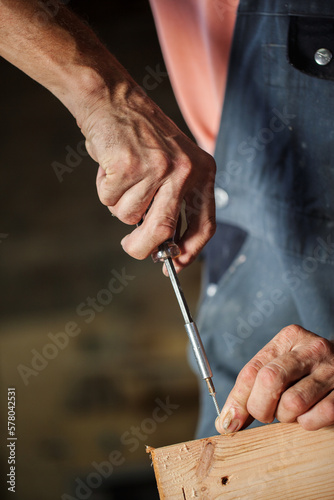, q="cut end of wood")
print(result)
[145,445,155,454]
